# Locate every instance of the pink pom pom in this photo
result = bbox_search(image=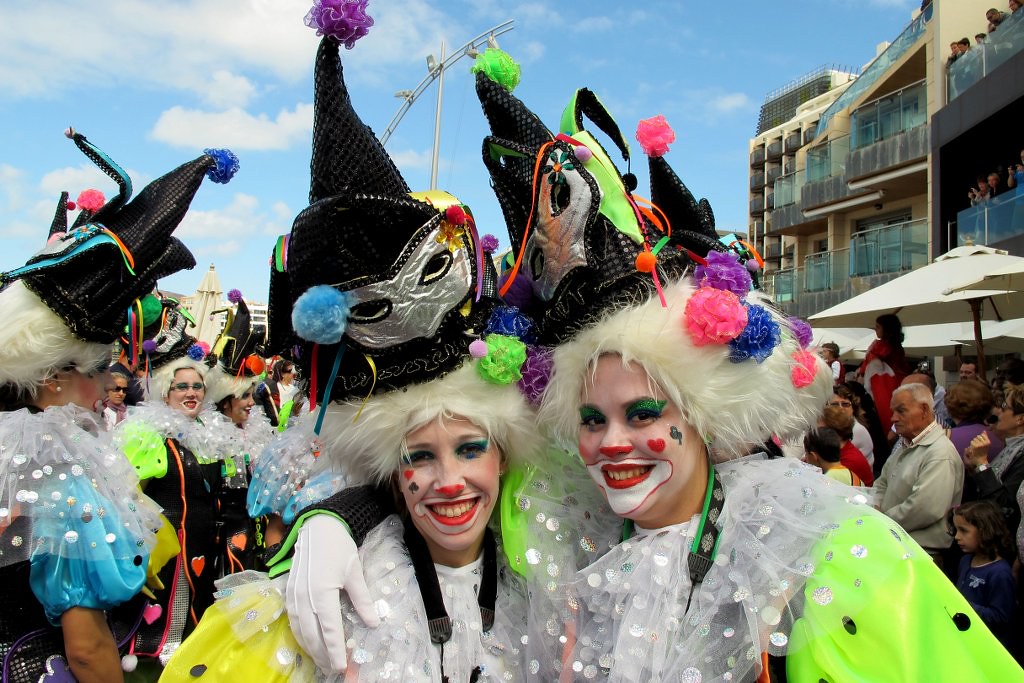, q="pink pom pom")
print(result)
[64,127,75,139]
[227,288,243,304]
[76,189,106,213]
[746,259,761,272]
[65,201,77,211]
[47,231,66,244]
[197,341,211,355]
[791,350,818,388]
[574,145,593,162]
[635,115,676,157]
[684,287,747,346]
[469,339,488,358]
[445,205,467,225]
